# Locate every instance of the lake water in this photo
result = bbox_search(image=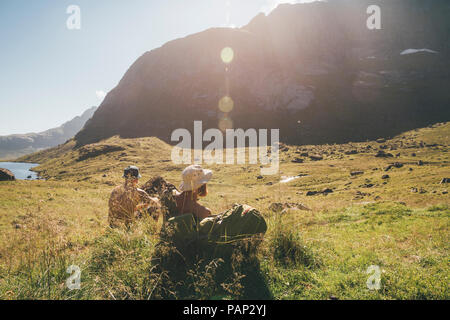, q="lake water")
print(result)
[0,162,40,180]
